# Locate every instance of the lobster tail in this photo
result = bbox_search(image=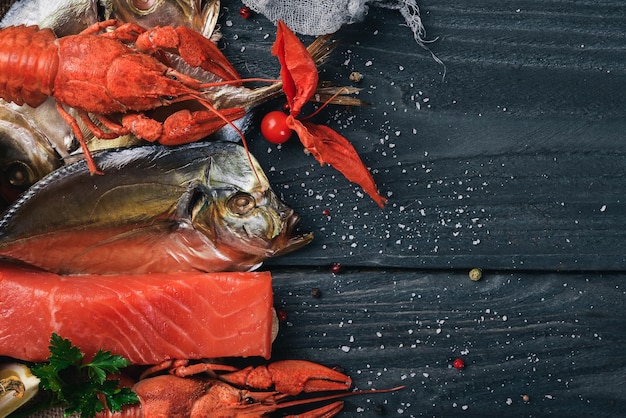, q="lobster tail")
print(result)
[0,25,59,107]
